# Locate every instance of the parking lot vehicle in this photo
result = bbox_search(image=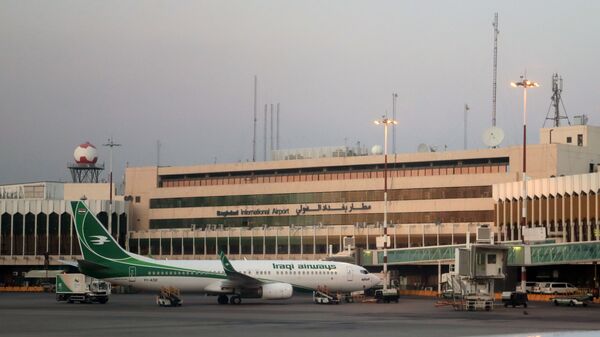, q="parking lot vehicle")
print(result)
[515,282,537,293]
[552,295,590,307]
[55,273,110,304]
[502,291,528,308]
[540,282,578,295]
